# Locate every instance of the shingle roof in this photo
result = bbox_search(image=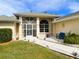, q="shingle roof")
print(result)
[53,11,79,23]
[0,16,19,22]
